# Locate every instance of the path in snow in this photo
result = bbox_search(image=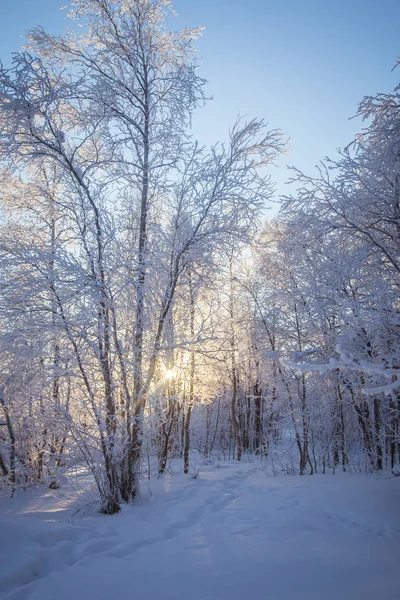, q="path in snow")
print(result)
[1,462,400,600]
